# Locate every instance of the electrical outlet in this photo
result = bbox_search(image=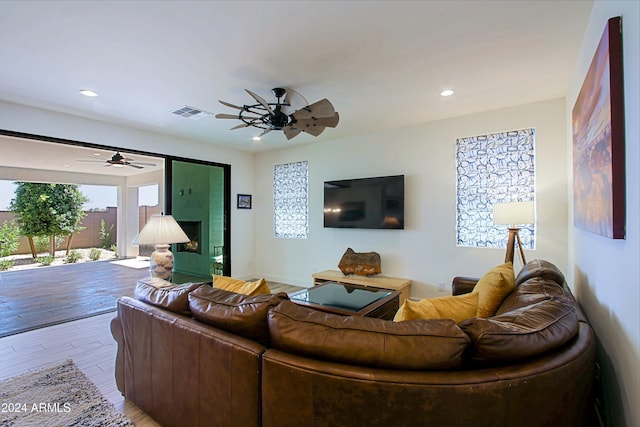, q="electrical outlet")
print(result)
[437,281,445,292]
